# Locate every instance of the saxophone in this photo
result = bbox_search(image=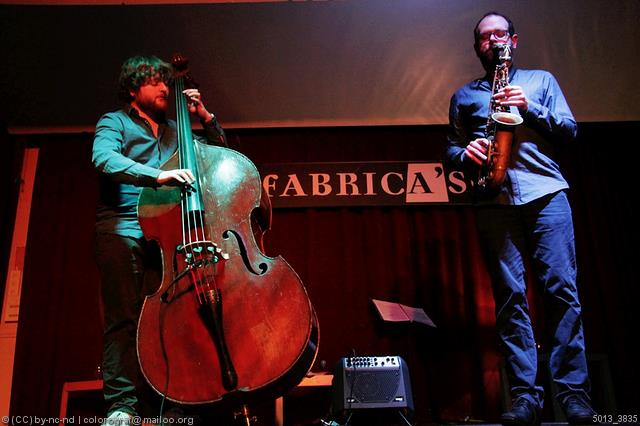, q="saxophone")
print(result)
[477,43,523,189]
